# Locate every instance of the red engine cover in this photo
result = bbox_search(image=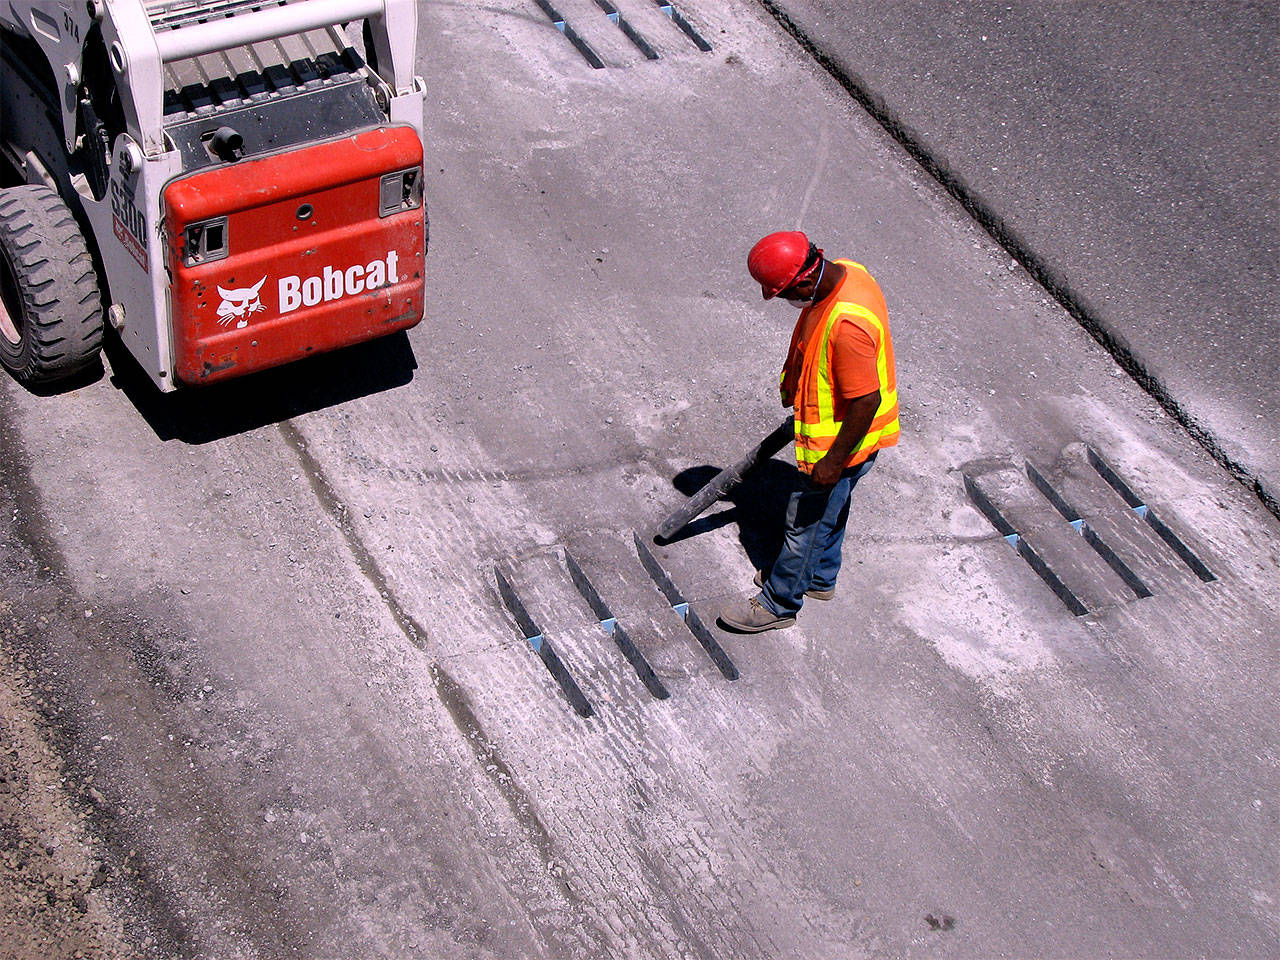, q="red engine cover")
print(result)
[165,126,425,385]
